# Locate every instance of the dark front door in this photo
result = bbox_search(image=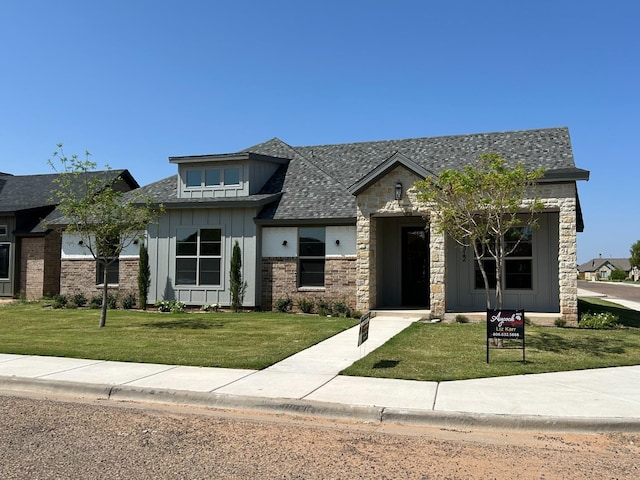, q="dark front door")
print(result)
[401,227,430,307]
